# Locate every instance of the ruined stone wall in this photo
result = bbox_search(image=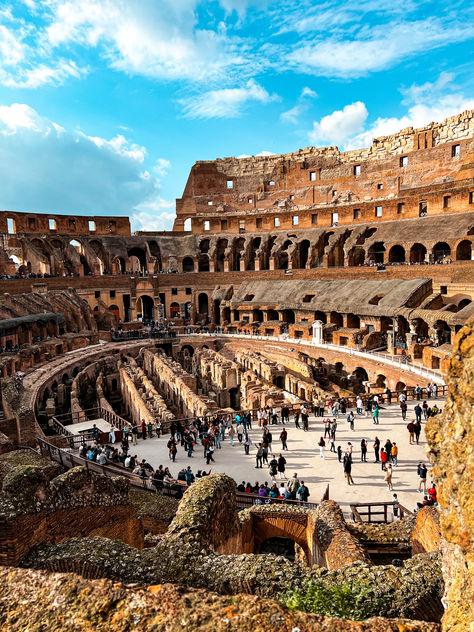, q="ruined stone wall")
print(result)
[411,507,443,556]
[0,210,130,236]
[426,319,474,631]
[174,111,474,232]
[192,348,240,408]
[142,349,218,418]
[0,465,143,565]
